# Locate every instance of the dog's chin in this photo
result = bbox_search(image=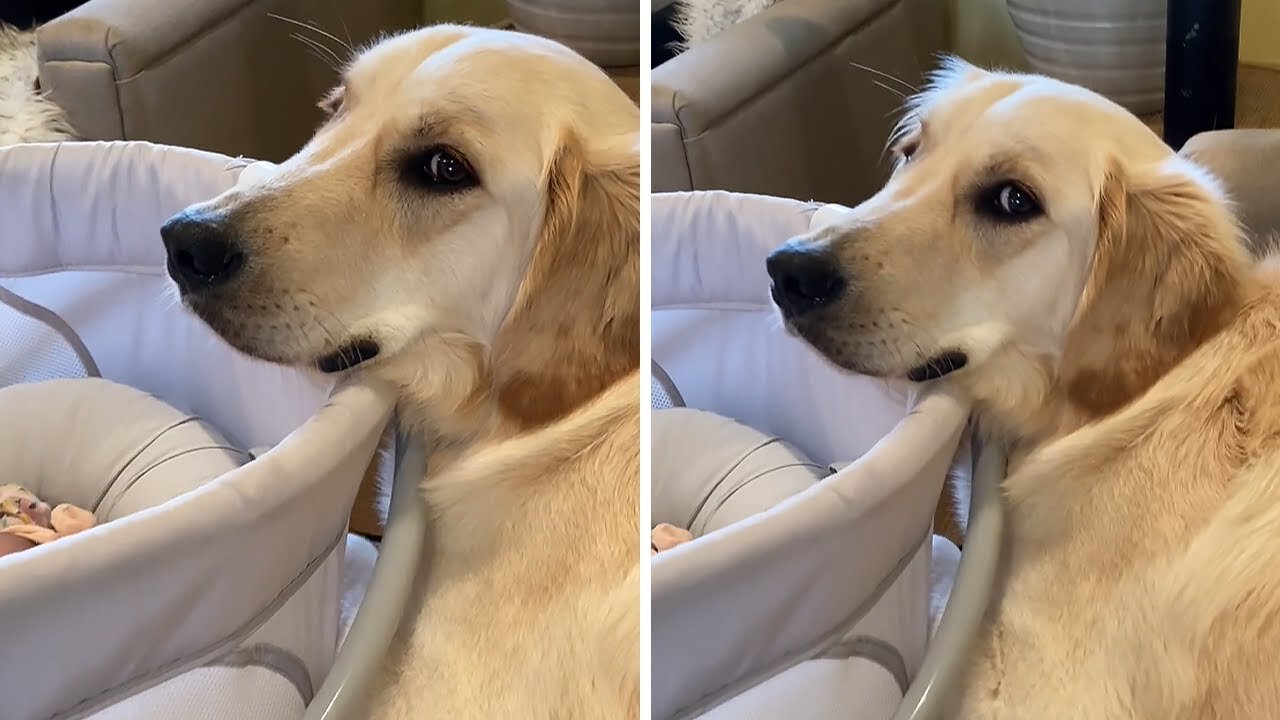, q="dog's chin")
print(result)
[178,295,352,370]
[178,299,282,363]
[796,332,969,383]
[768,307,972,382]
[788,327,898,379]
